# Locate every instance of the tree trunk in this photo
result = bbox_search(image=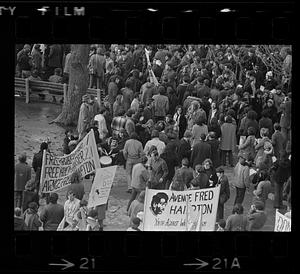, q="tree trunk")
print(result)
[52,44,89,126]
